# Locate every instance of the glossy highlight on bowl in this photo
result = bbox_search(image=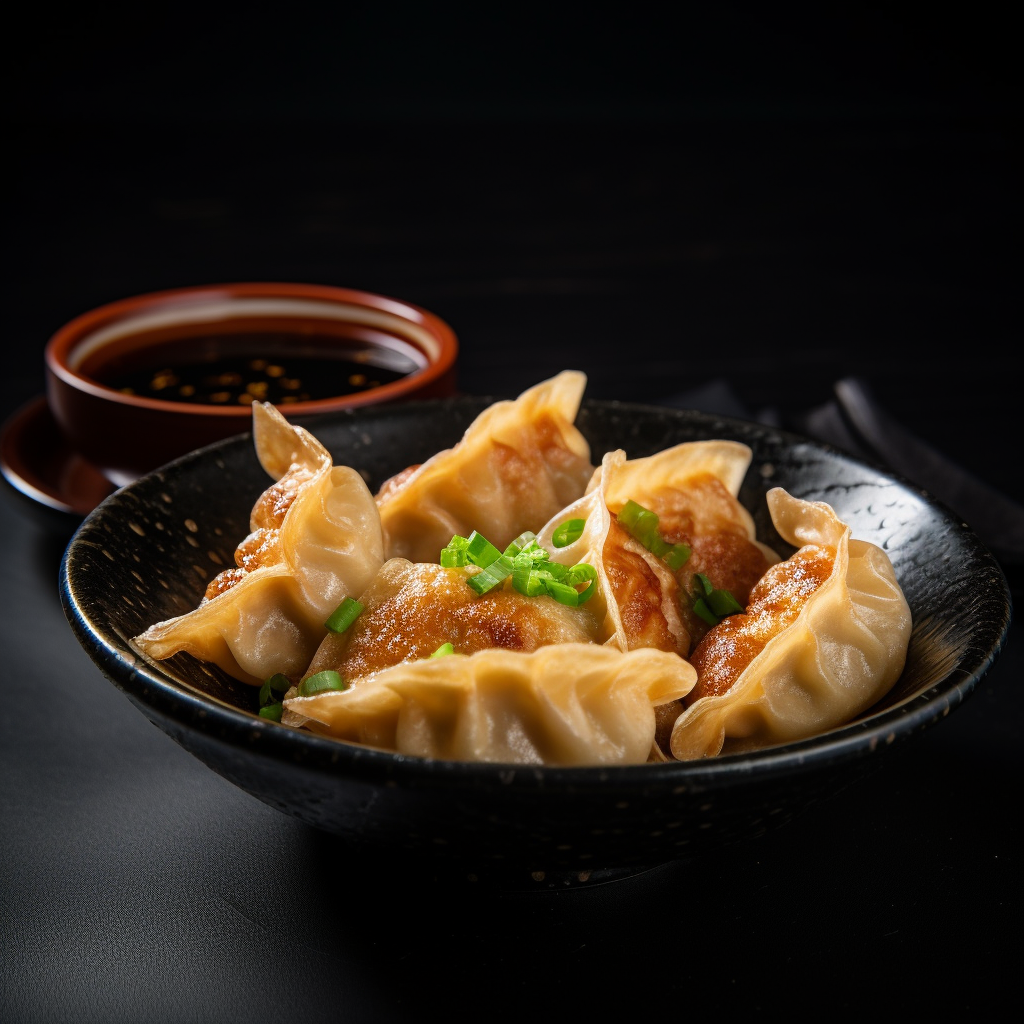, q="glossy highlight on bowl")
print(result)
[45,282,459,485]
